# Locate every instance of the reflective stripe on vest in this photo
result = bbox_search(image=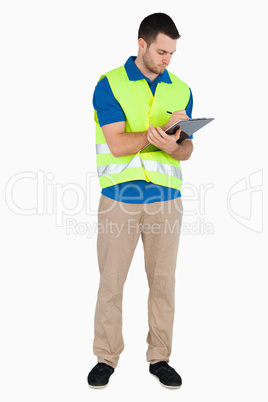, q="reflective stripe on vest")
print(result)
[96,143,112,155]
[142,159,182,181]
[97,153,182,182]
[95,65,190,190]
[97,154,142,176]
